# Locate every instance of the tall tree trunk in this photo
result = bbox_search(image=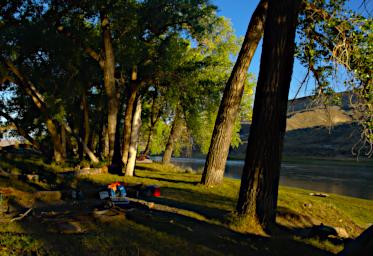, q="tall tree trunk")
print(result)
[78,91,90,159]
[142,127,153,156]
[61,123,99,163]
[61,125,67,159]
[201,0,269,185]
[101,14,119,164]
[46,120,64,163]
[142,93,161,156]
[162,107,182,164]
[104,125,109,158]
[122,67,138,167]
[98,123,109,160]
[125,97,142,176]
[82,91,90,153]
[55,13,118,163]
[88,128,97,155]
[236,0,300,233]
[111,110,123,169]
